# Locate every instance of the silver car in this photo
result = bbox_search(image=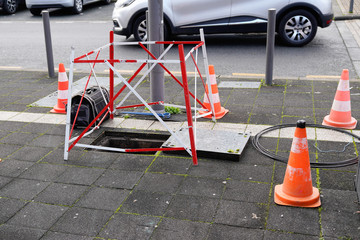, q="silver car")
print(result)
[26,0,112,15]
[112,0,333,47]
